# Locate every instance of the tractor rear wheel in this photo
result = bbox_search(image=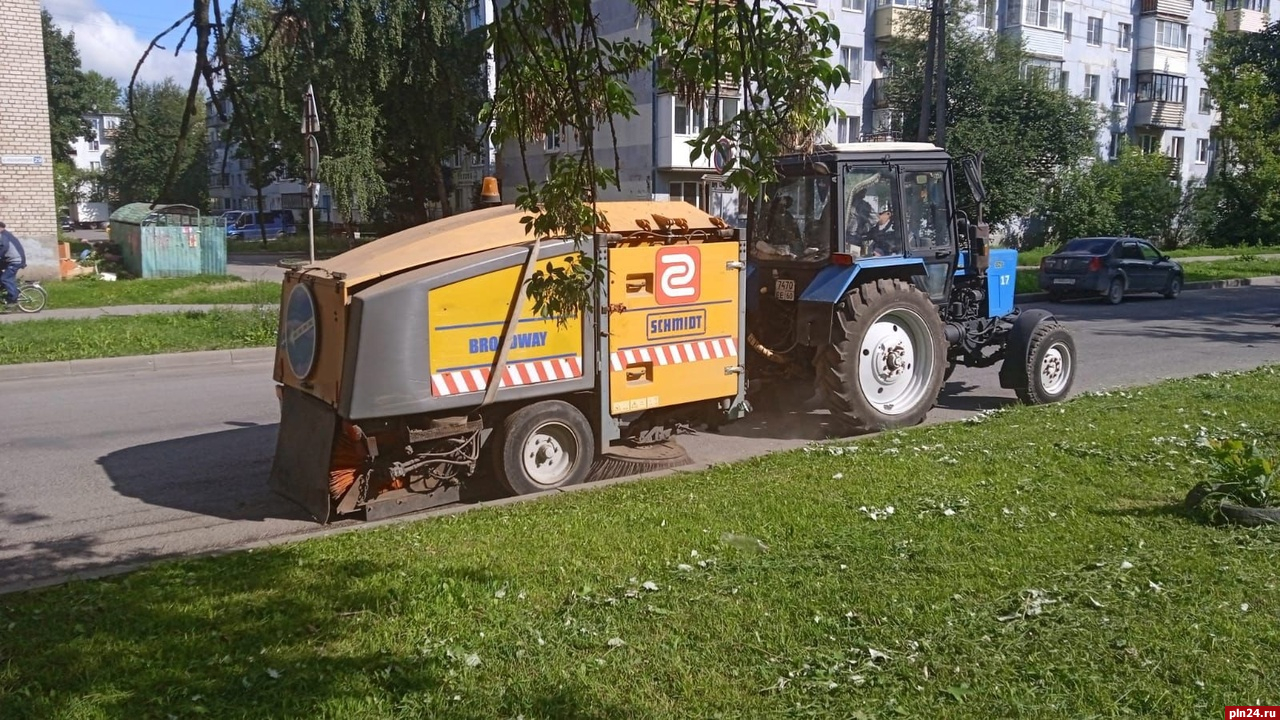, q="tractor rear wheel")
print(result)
[814,279,947,433]
[1013,322,1076,405]
[491,400,595,496]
